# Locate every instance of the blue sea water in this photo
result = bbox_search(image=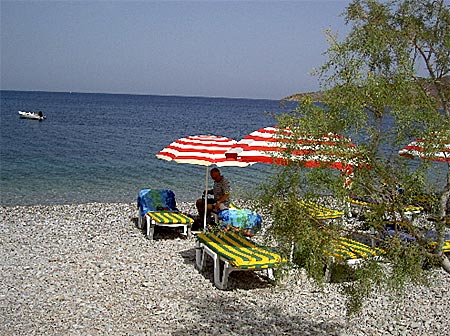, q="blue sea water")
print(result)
[0,91,295,206]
